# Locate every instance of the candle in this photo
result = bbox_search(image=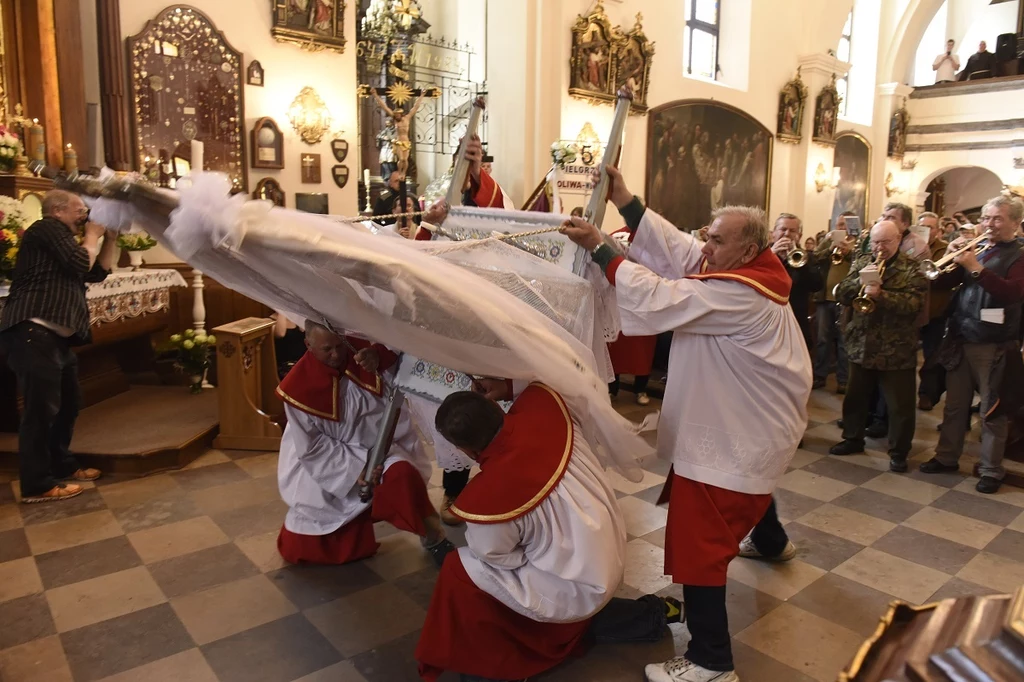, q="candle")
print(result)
[29,119,44,163]
[191,140,204,173]
[63,143,77,173]
[363,167,370,187]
